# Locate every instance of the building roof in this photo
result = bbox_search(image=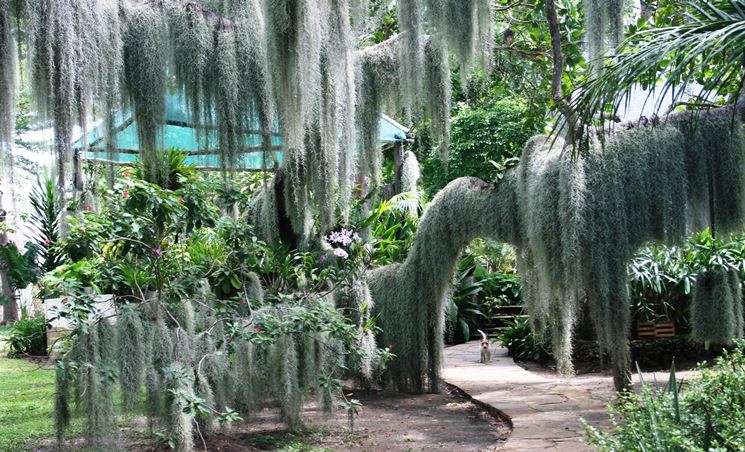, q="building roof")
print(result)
[76,94,410,170]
